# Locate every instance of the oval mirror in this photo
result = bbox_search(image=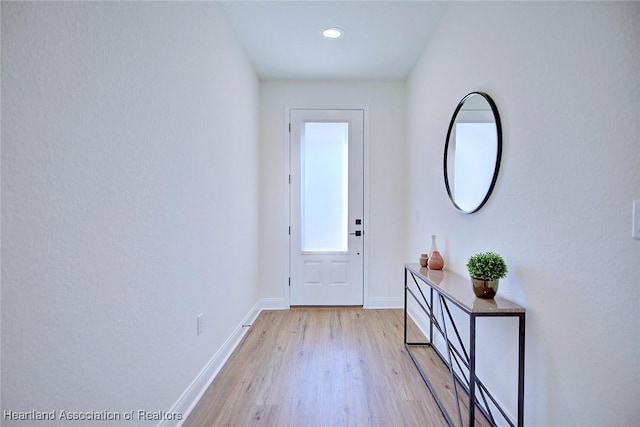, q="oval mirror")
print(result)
[444,92,502,214]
